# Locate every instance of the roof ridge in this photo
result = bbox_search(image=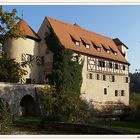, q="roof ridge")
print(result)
[46,16,113,42]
